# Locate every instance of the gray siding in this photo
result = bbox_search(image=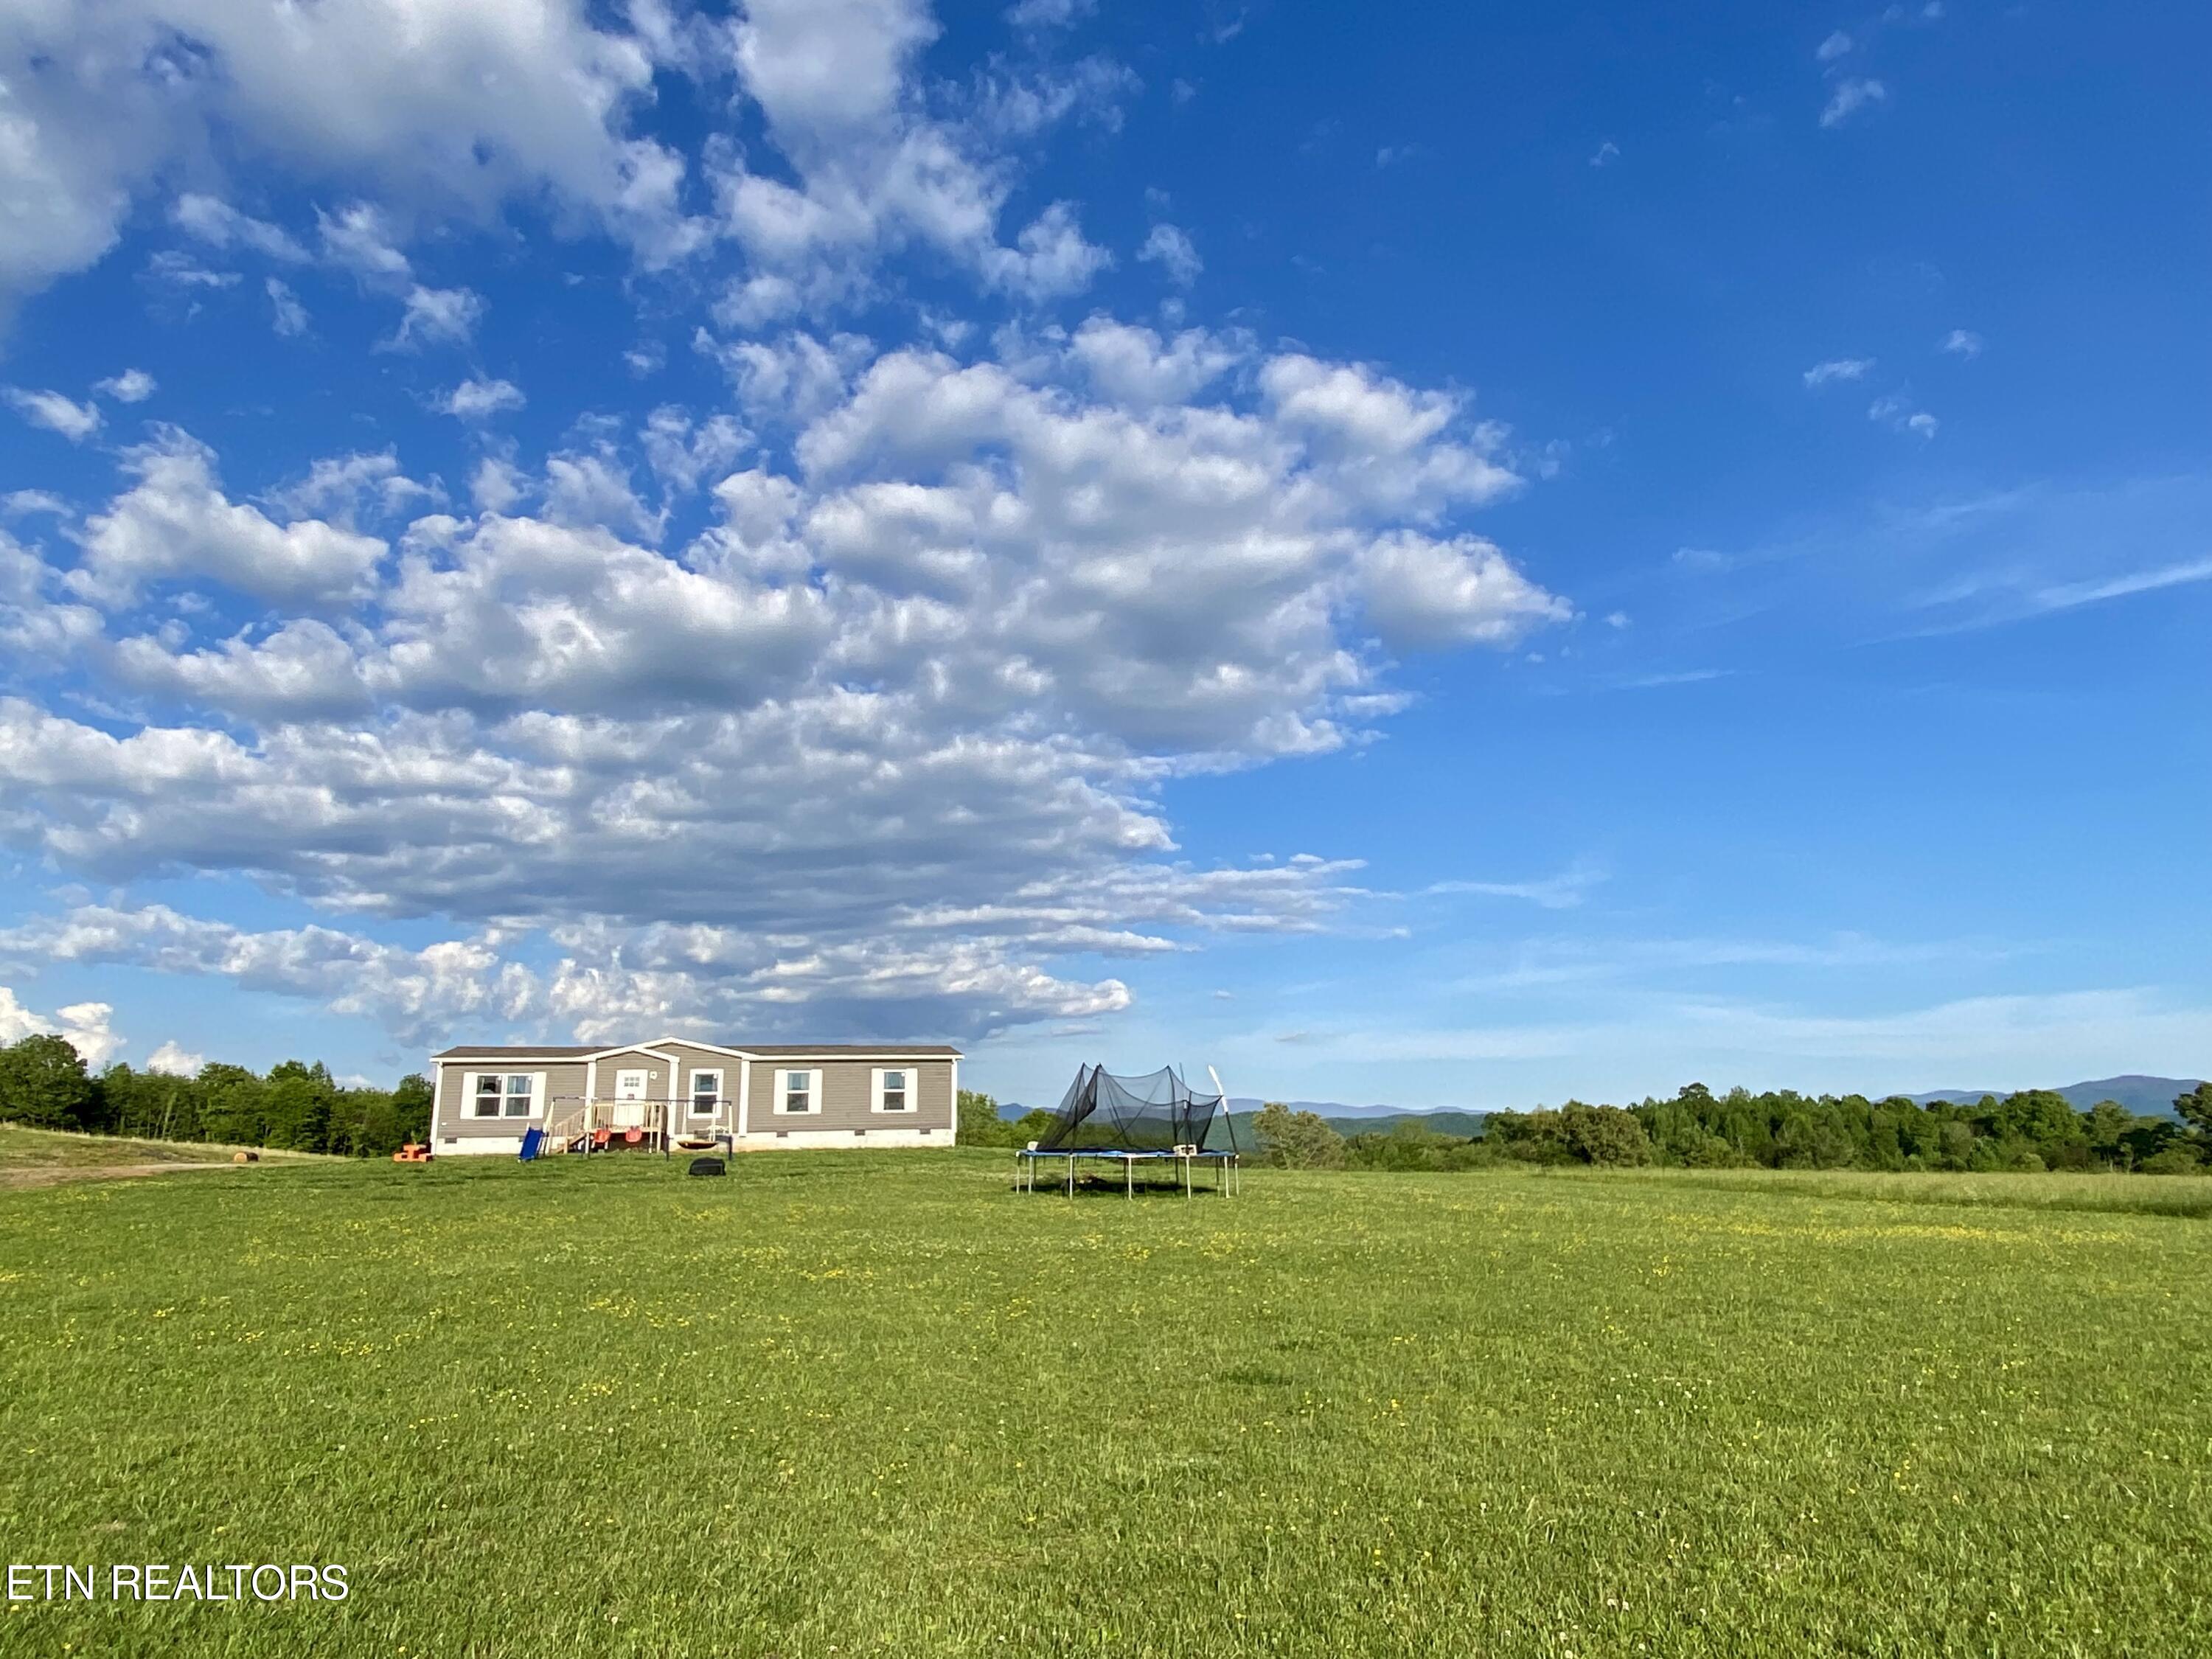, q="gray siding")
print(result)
[434,1060,588,1142]
[431,1047,955,1146]
[742,1058,953,1137]
[659,1043,742,1131]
